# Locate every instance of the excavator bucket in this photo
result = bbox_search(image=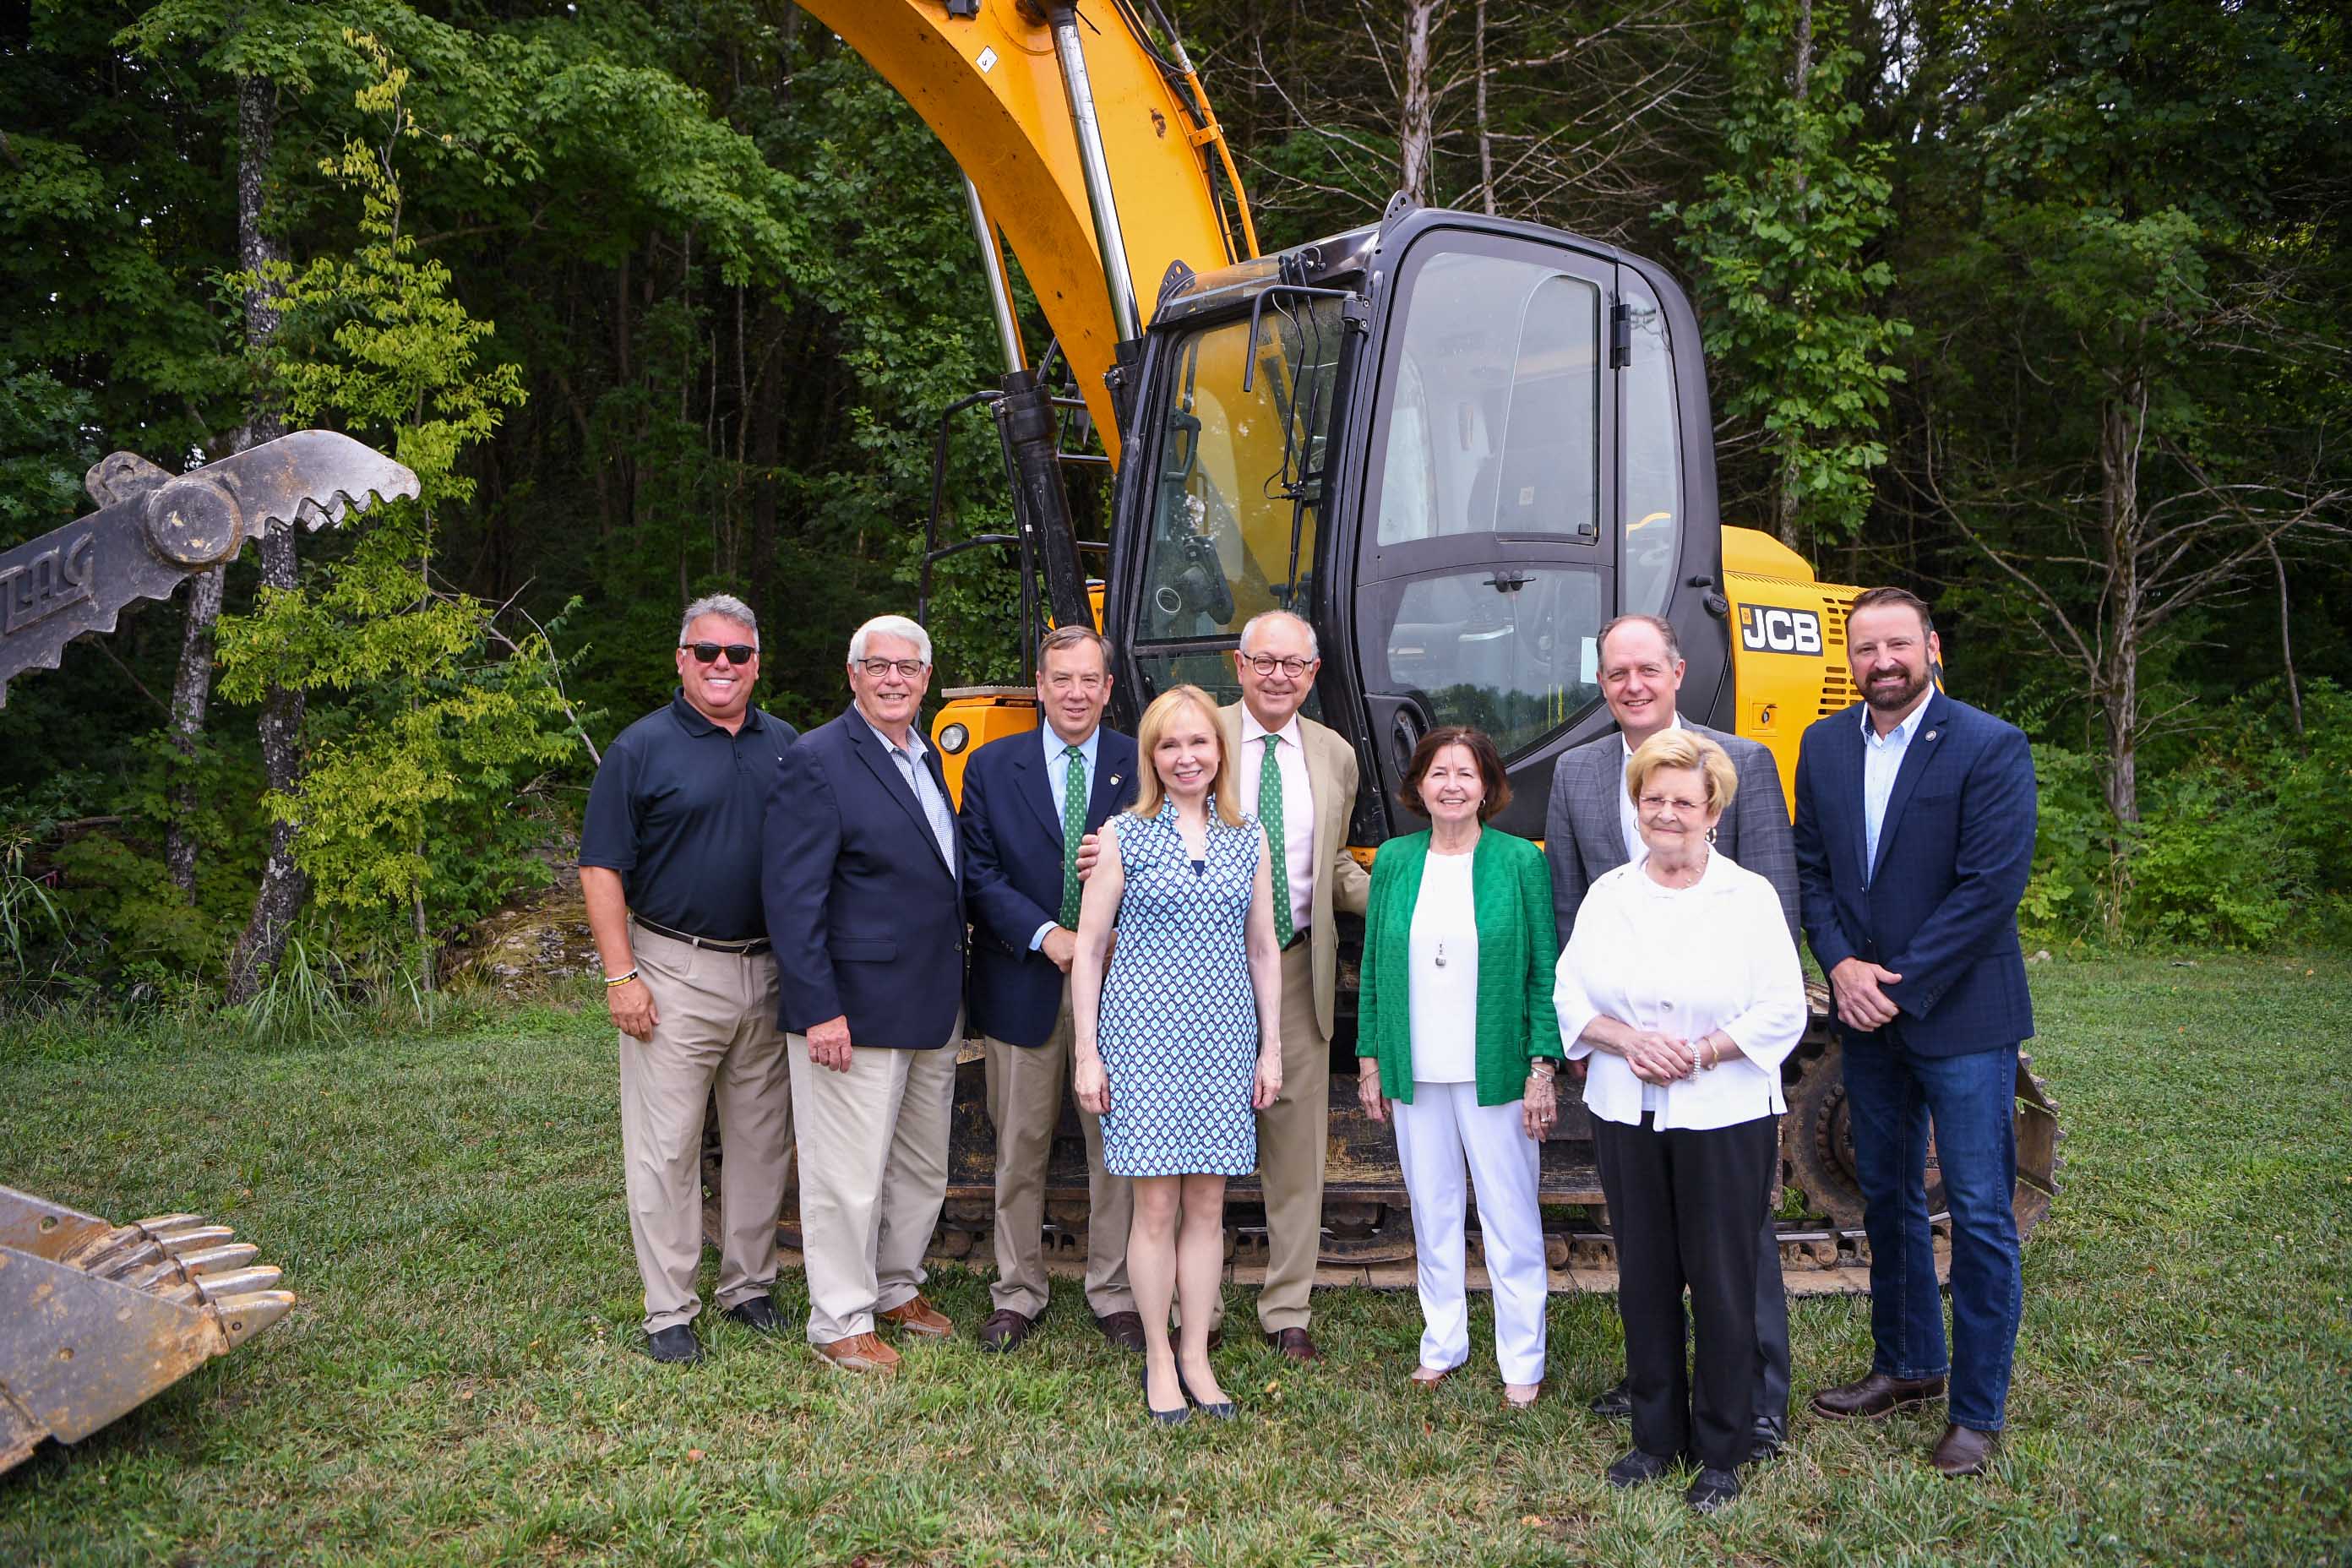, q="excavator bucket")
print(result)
[0,1185,294,1476]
